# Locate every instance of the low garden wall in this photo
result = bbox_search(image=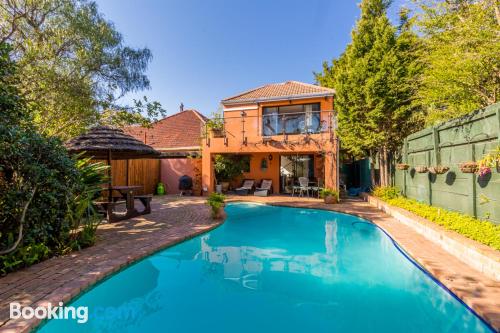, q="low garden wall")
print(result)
[362,193,500,281]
